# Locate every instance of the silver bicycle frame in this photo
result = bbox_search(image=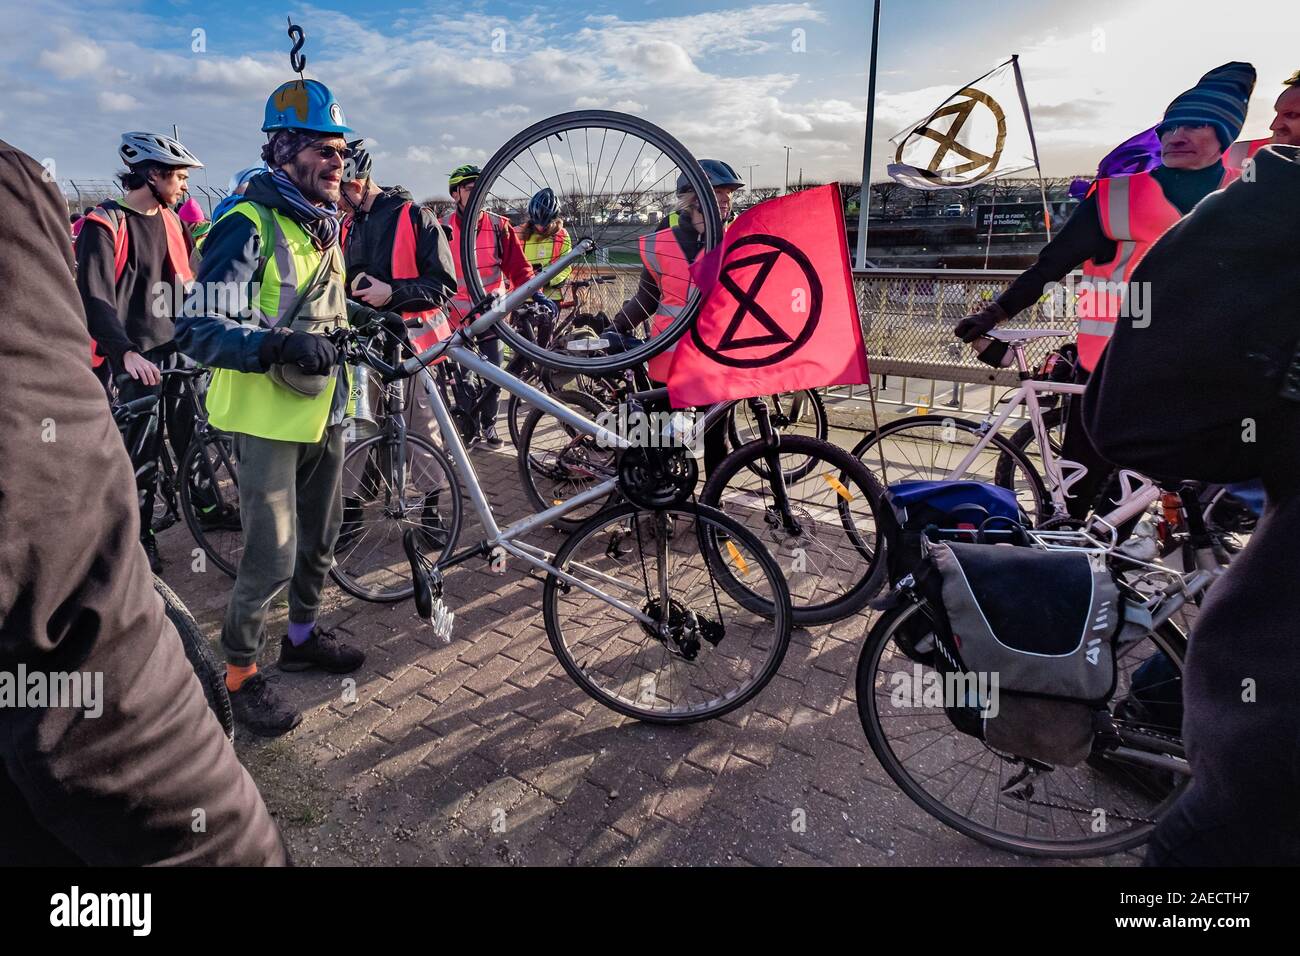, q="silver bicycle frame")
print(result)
[944,342,1161,533]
